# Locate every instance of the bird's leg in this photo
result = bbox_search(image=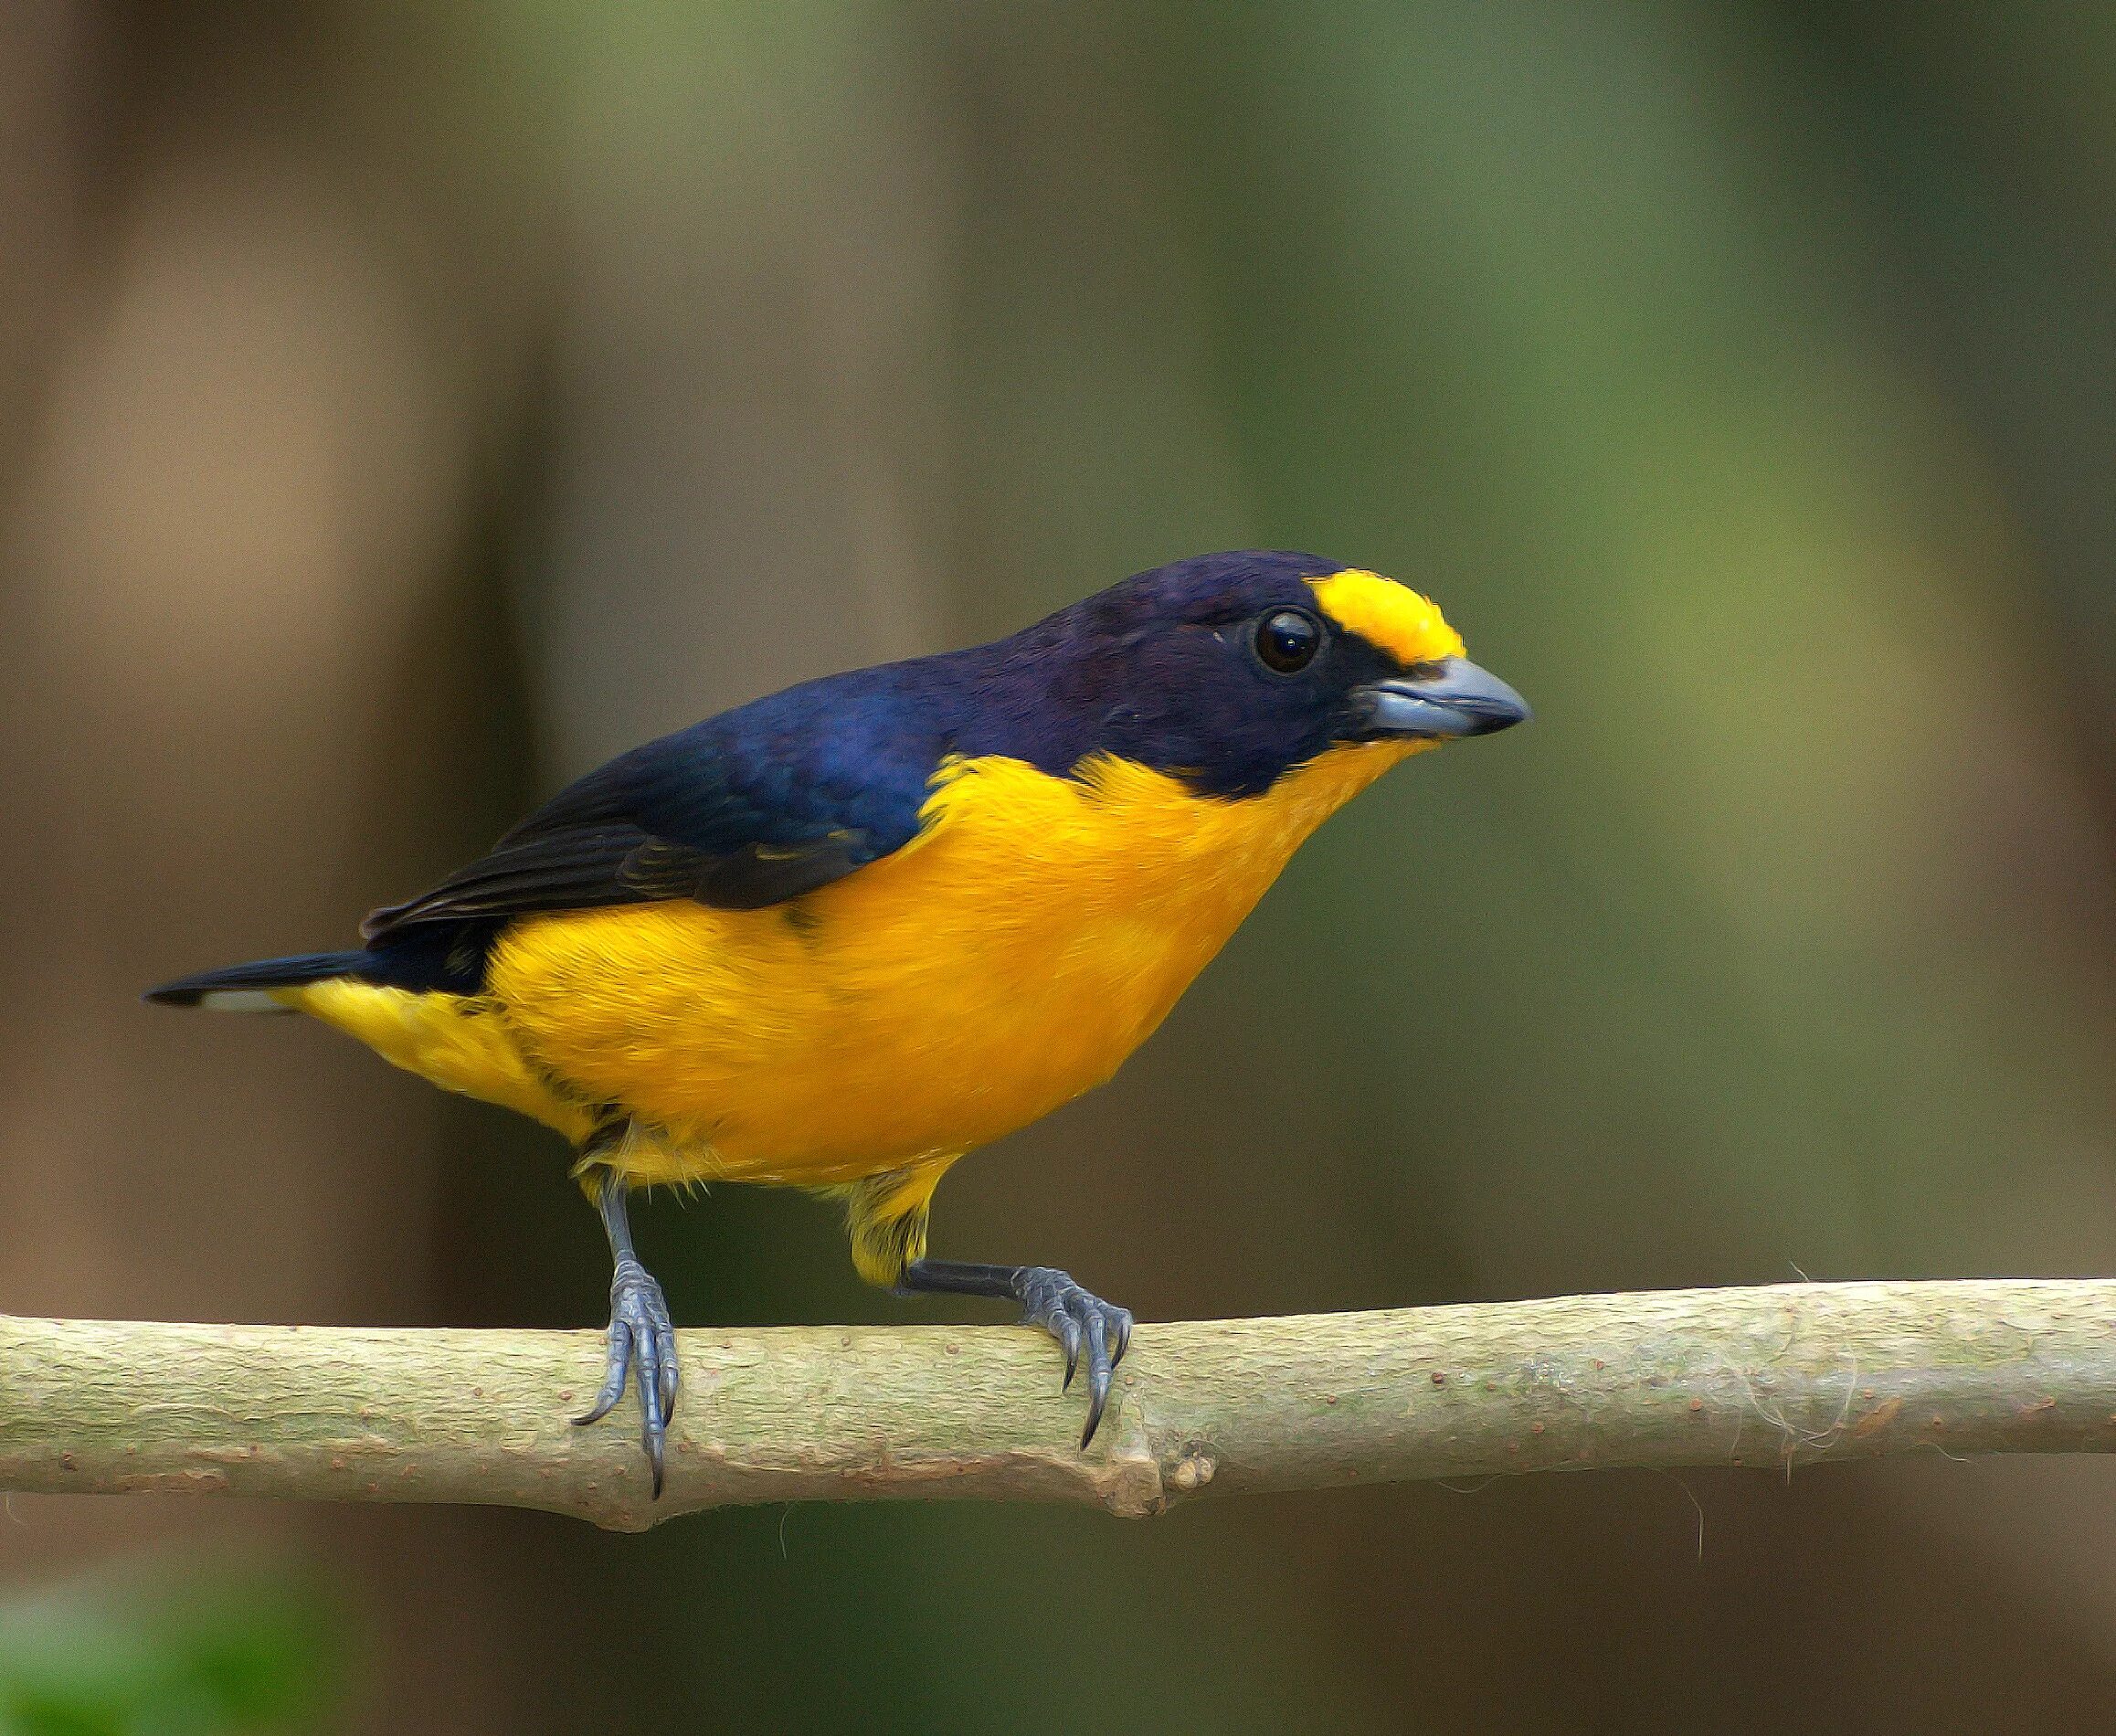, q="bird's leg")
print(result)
[898,1258,1134,1448]
[845,1166,1132,1448]
[573,1160,679,1497]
